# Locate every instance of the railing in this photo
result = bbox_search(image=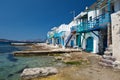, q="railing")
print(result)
[53,31,65,38]
[65,33,73,47]
[54,32,59,38]
[77,13,110,32]
[71,26,77,32]
[77,22,89,32]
